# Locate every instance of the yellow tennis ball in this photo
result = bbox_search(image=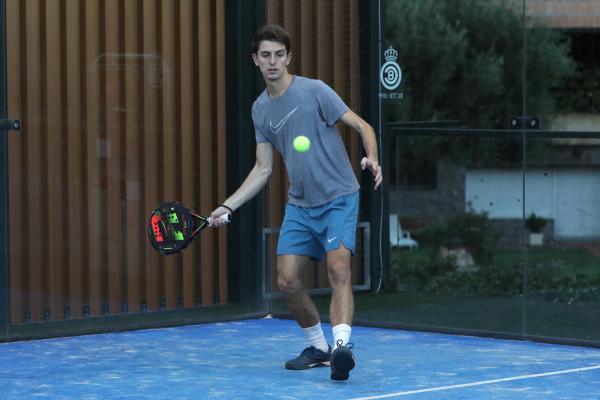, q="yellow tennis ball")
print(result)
[293,135,311,153]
